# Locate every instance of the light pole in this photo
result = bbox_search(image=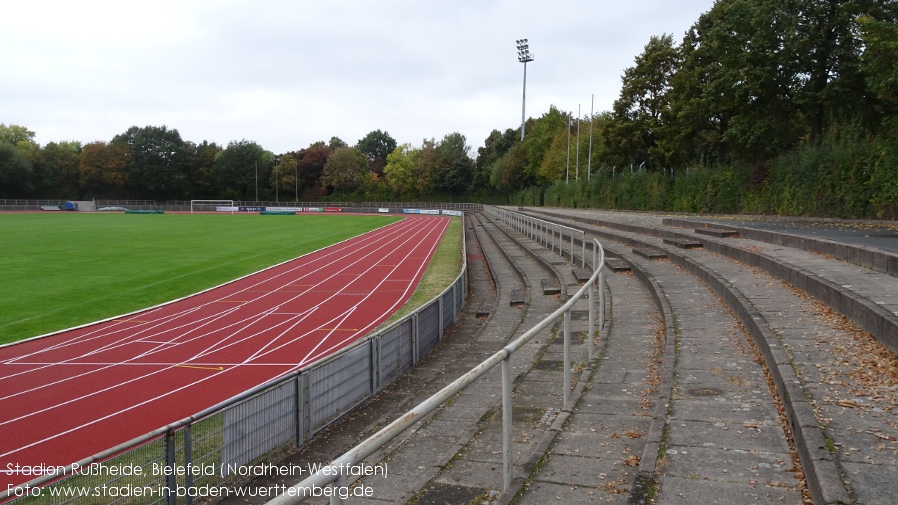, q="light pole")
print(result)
[516,39,534,141]
[576,104,580,181]
[566,112,571,184]
[587,94,594,182]
[273,155,279,203]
